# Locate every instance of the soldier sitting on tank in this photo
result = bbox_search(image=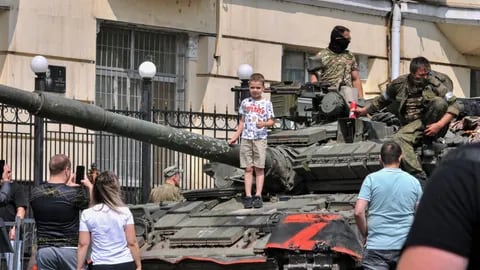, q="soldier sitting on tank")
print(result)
[309,25,364,99]
[149,165,184,203]
[356,57,460,180]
